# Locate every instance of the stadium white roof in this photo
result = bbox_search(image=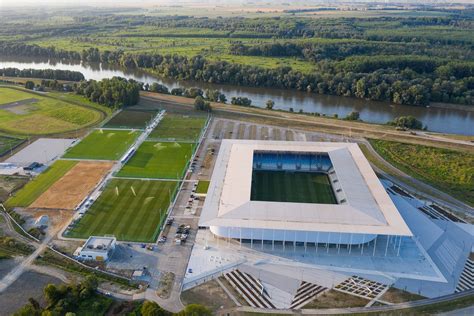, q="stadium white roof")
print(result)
[200,140,412,236]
